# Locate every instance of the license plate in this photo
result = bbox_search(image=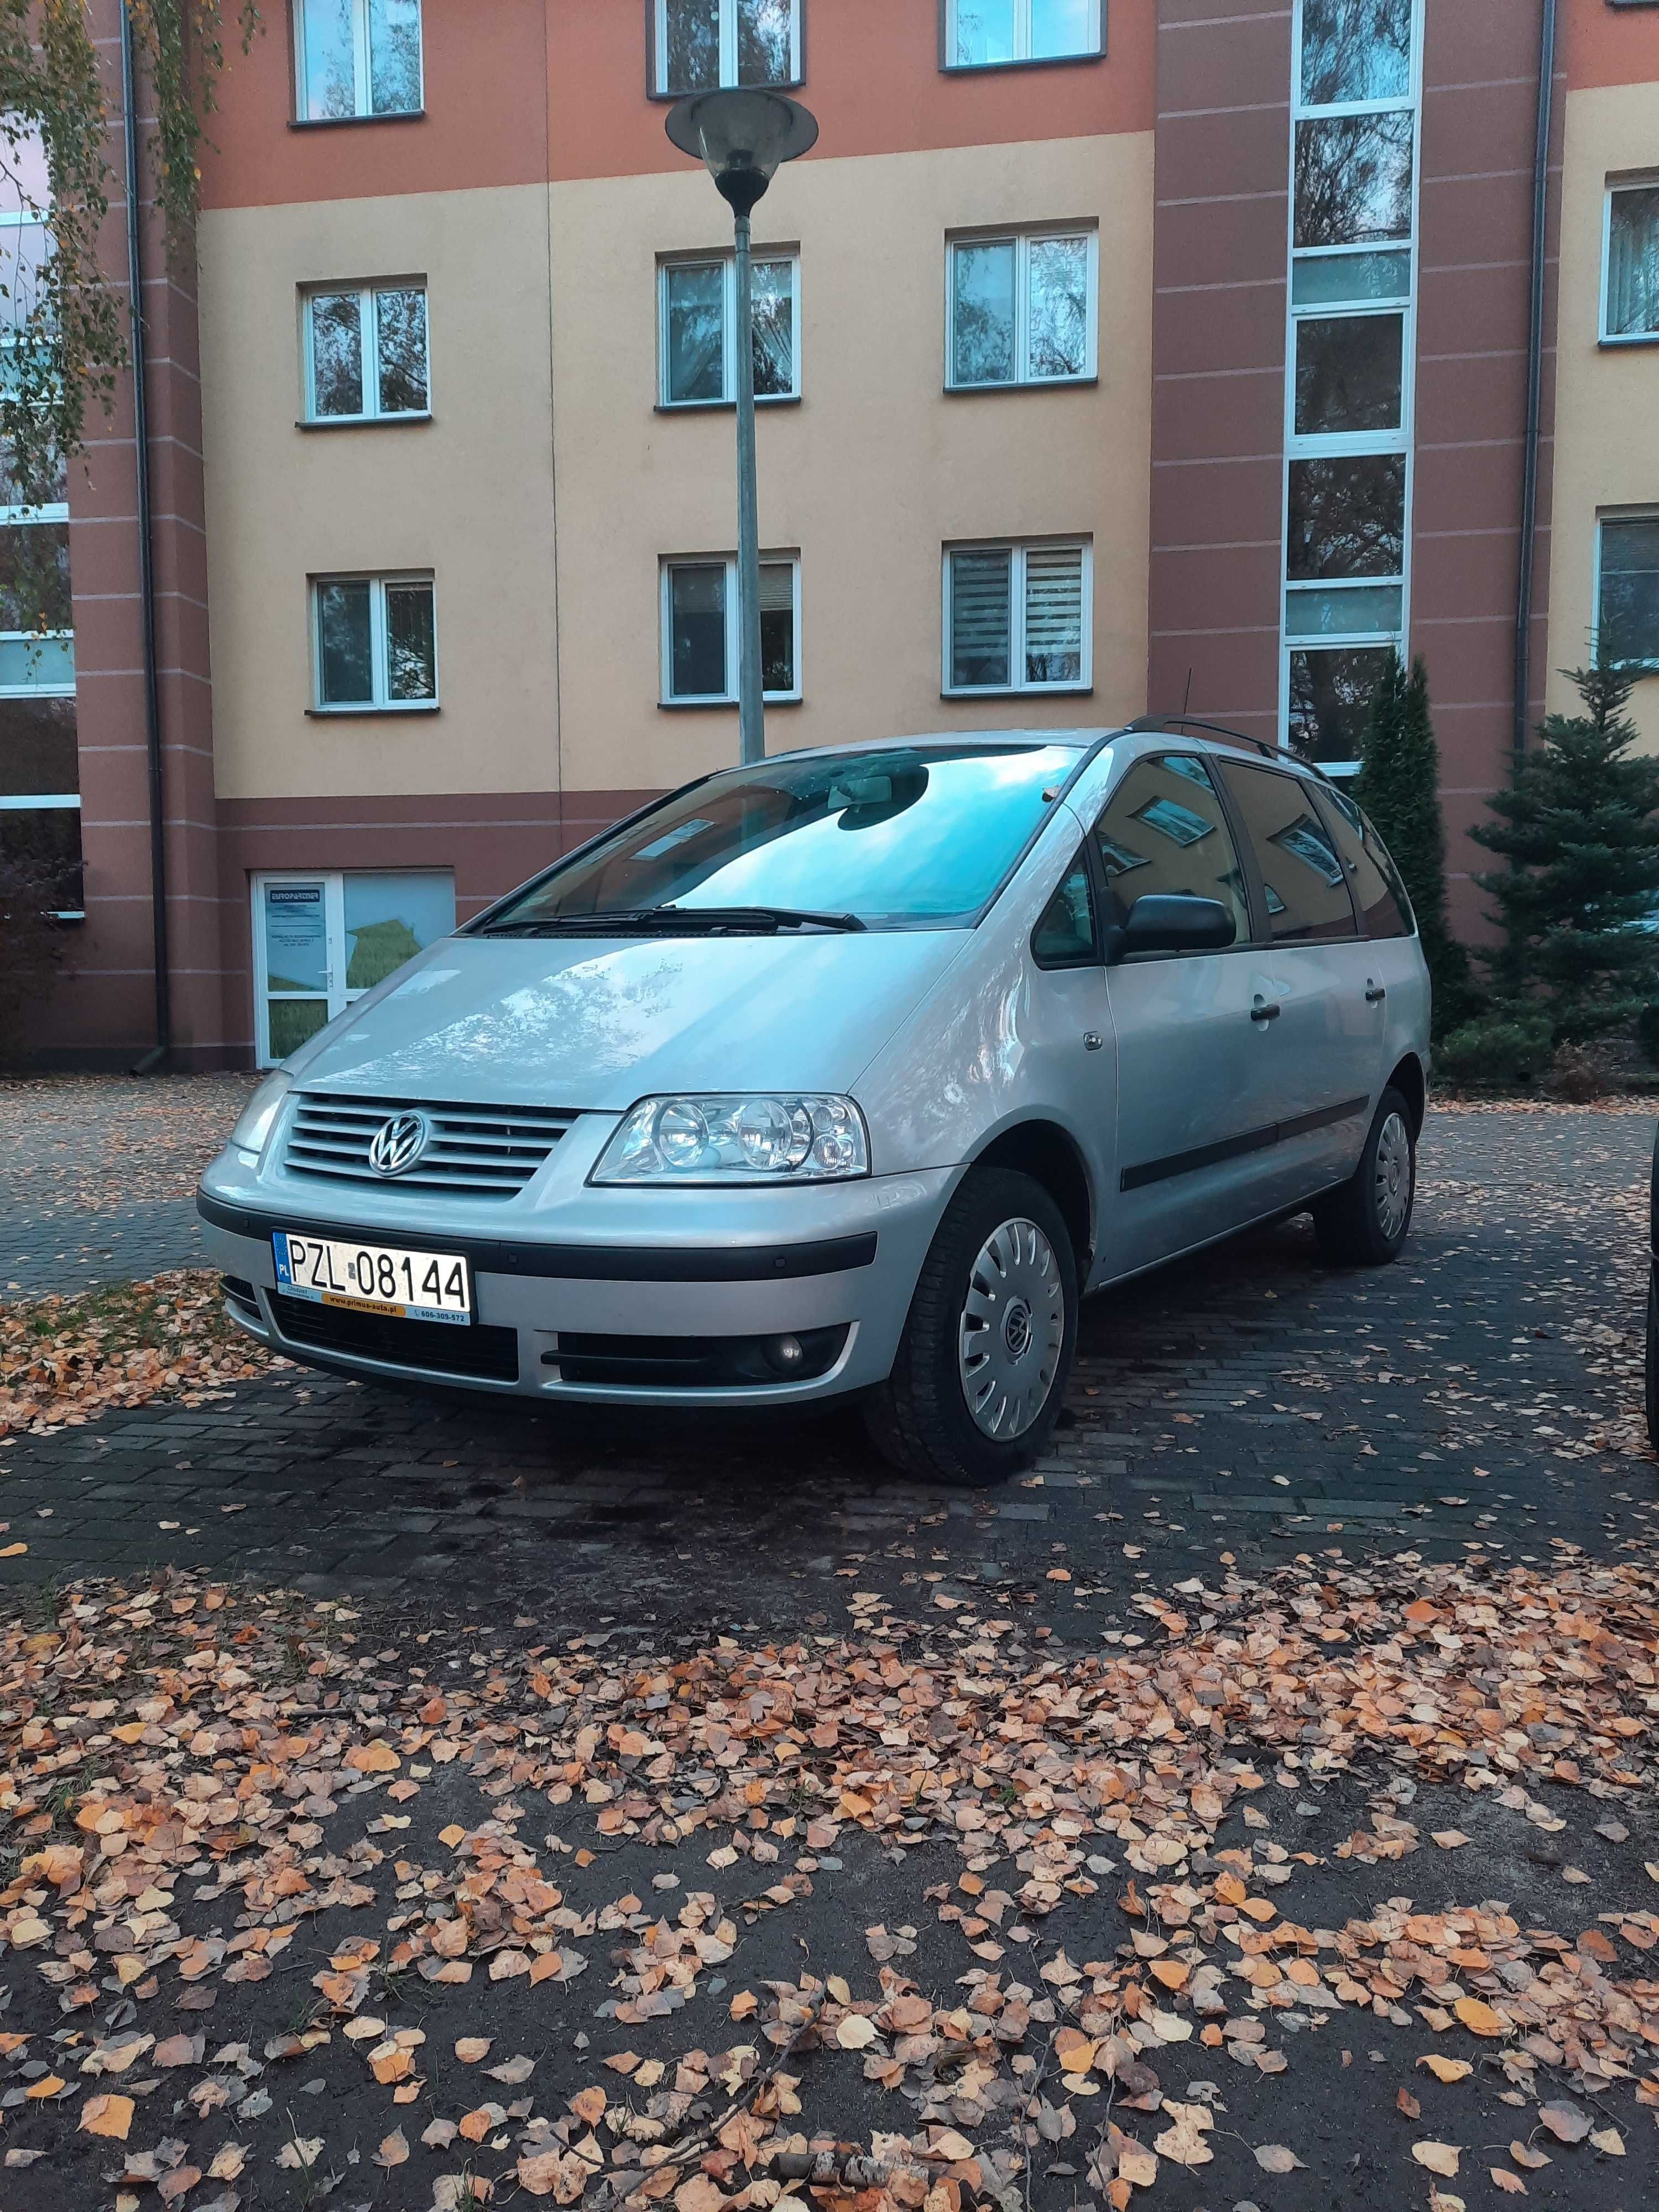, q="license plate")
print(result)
[273,1231,472,1325]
